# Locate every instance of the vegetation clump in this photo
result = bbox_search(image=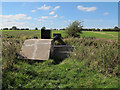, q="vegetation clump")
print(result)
[65,20,83,37]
